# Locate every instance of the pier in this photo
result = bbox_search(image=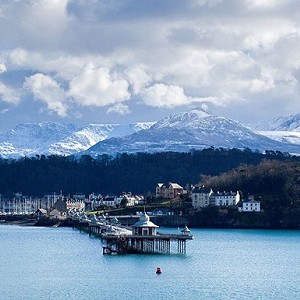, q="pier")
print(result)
[71,212,193,255]
[100,232,192,255]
